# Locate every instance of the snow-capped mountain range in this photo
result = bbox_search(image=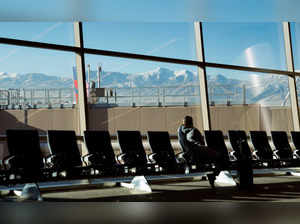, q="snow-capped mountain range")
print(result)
[0,72,72,89]
[0,67,294,106]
